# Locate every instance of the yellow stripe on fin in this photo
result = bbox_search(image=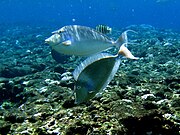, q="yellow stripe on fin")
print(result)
[62,40,71,46]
